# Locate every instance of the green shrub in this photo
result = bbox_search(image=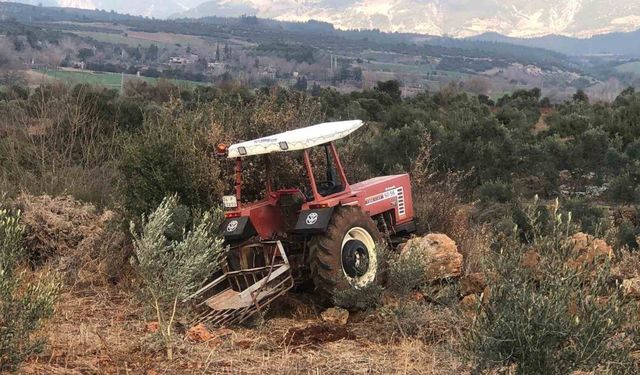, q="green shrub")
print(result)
[130,195,225,359]
[608,174,640,204]
[463,199,640,374]
[617,222,640,250]
[478,180,514,204]
[332,283,385,311]
[562,197,606,235]
[0,198,60,372]
[119,101,223,221]
[386,243,429,297]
